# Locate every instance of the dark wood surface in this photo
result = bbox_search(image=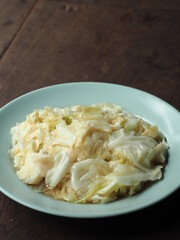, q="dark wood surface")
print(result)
[0,0,37,59]
[0,0,180,239]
